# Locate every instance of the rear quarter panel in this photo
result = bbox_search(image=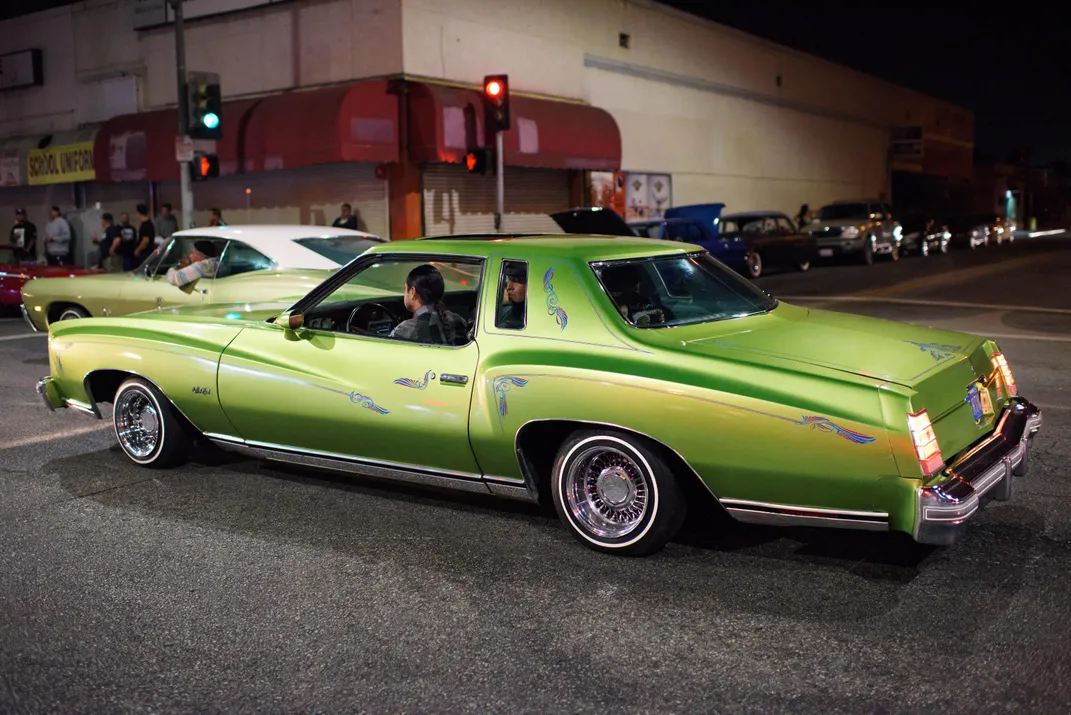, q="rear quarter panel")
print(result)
[469,255,900,516]
[48,316,246,436]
